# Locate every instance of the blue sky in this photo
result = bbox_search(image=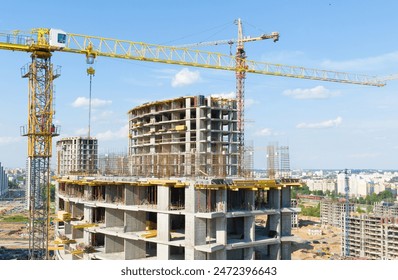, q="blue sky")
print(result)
[0,0,398,170]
